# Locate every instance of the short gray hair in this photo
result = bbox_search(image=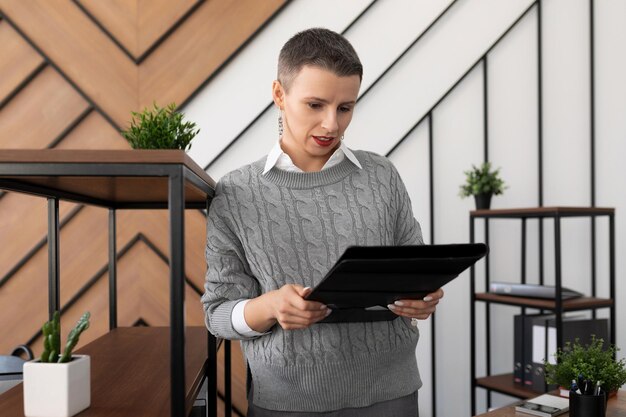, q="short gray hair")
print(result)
[277,28,363,91]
